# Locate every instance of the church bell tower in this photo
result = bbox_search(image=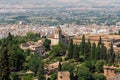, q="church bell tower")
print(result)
[54,26,61,39]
